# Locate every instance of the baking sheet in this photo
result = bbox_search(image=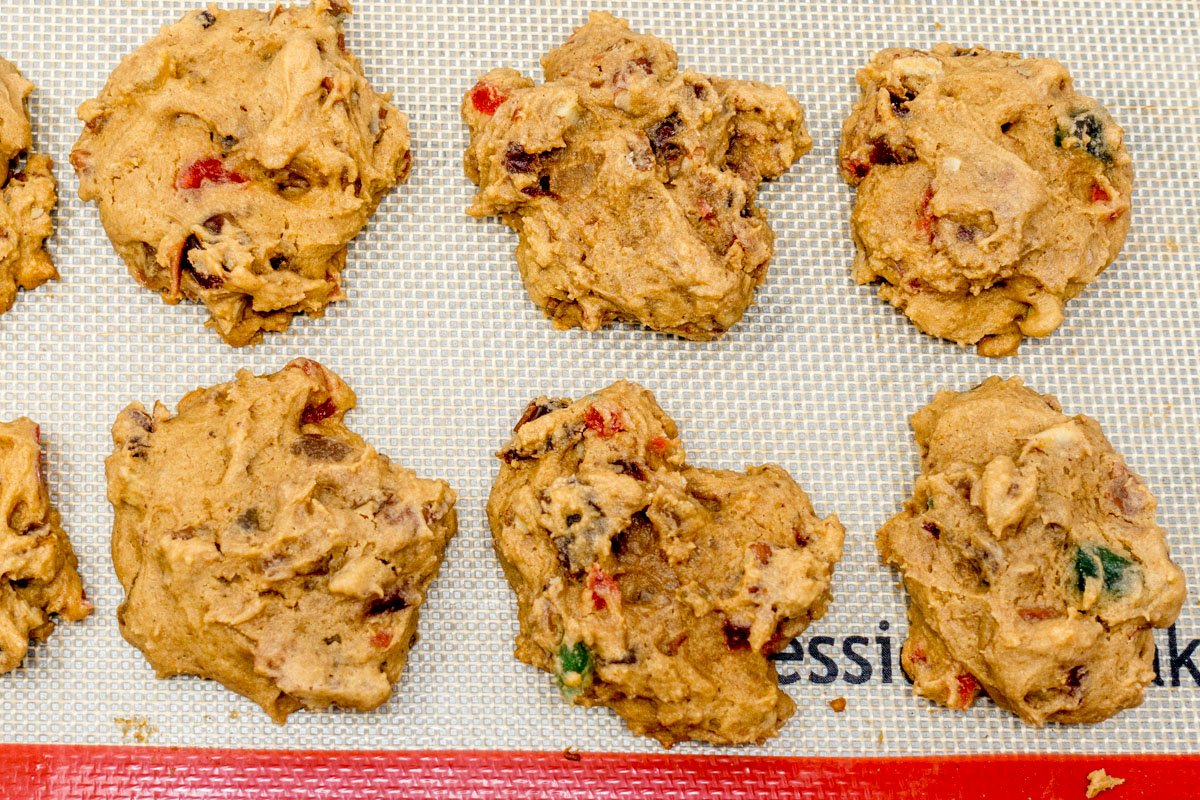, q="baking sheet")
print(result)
[0,0,1196,756]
